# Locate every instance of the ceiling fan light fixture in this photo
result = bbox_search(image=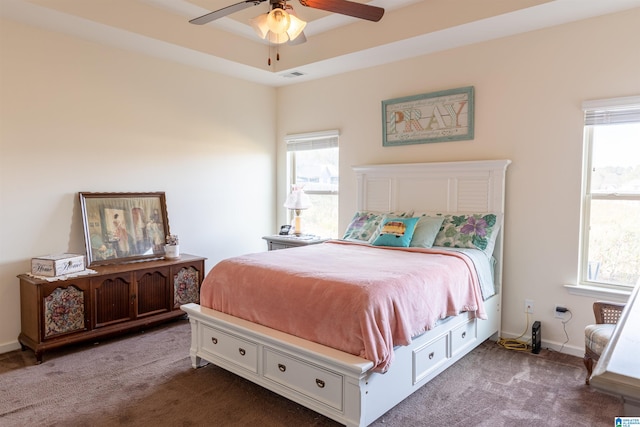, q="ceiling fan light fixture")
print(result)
[286,14,306,41]
[266,31,289,44]
[266,8,290,35]
[249,14,269,39]
[250,5,306,44]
